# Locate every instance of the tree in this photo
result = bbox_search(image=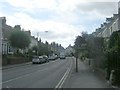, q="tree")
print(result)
[32,46,39,55]
[74,35,86,72]
[108,30,120,50]
[74,35,86,58]
[81,31,88,40]
[9,28,31,51]
[86,36,104,58]
[37,41,52,56]
[88,36,105,68]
